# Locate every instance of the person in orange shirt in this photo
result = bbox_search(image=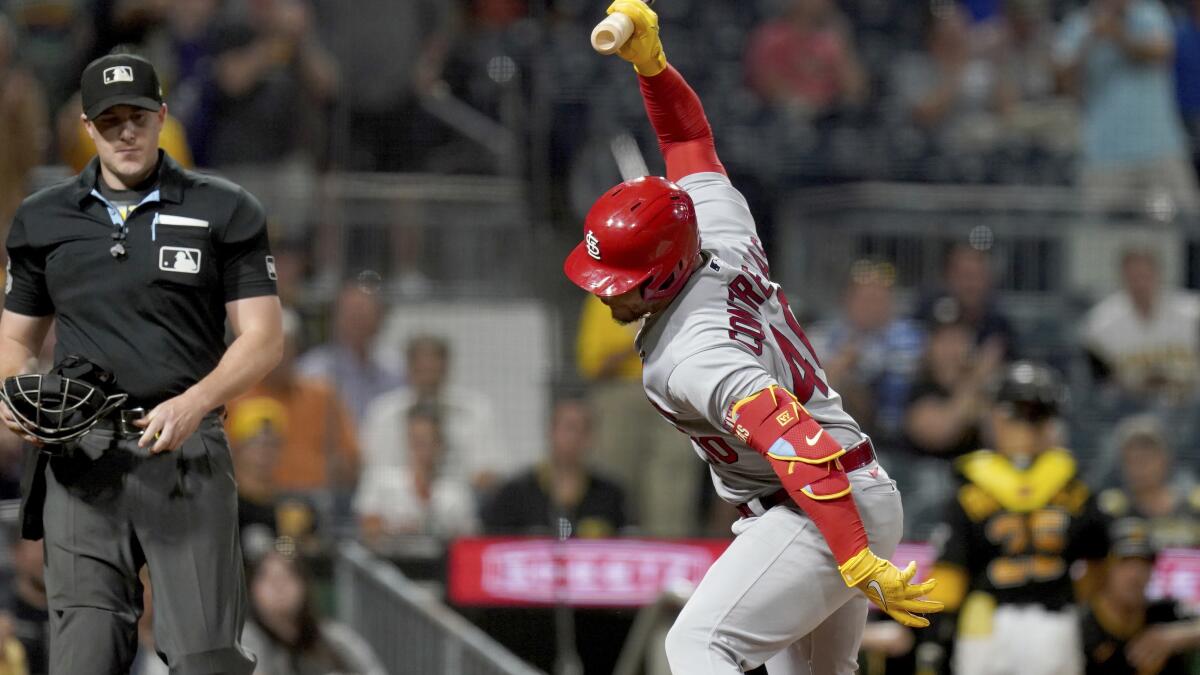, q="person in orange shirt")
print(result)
[228,310,360,498]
